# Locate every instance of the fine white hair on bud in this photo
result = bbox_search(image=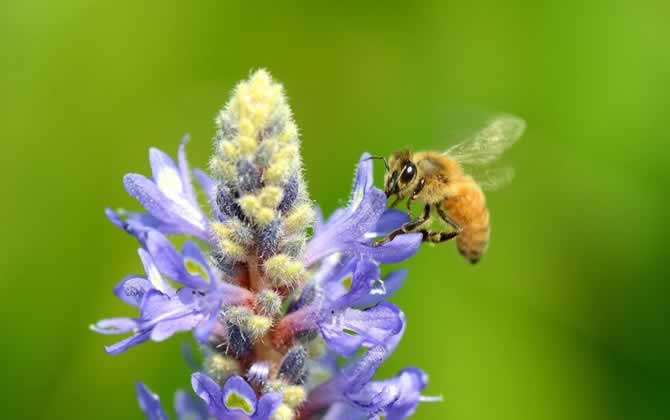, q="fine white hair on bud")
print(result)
[256,290,282,317]
[263,254,305,288]
[204,353,241,384]
[270,404,295,420]
[210,69,313,267]
[282,385,307,409]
